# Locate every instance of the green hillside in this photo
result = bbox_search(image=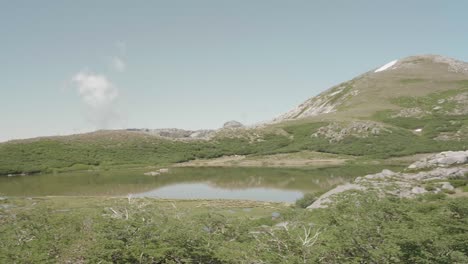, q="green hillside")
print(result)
[1,55,467,175]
